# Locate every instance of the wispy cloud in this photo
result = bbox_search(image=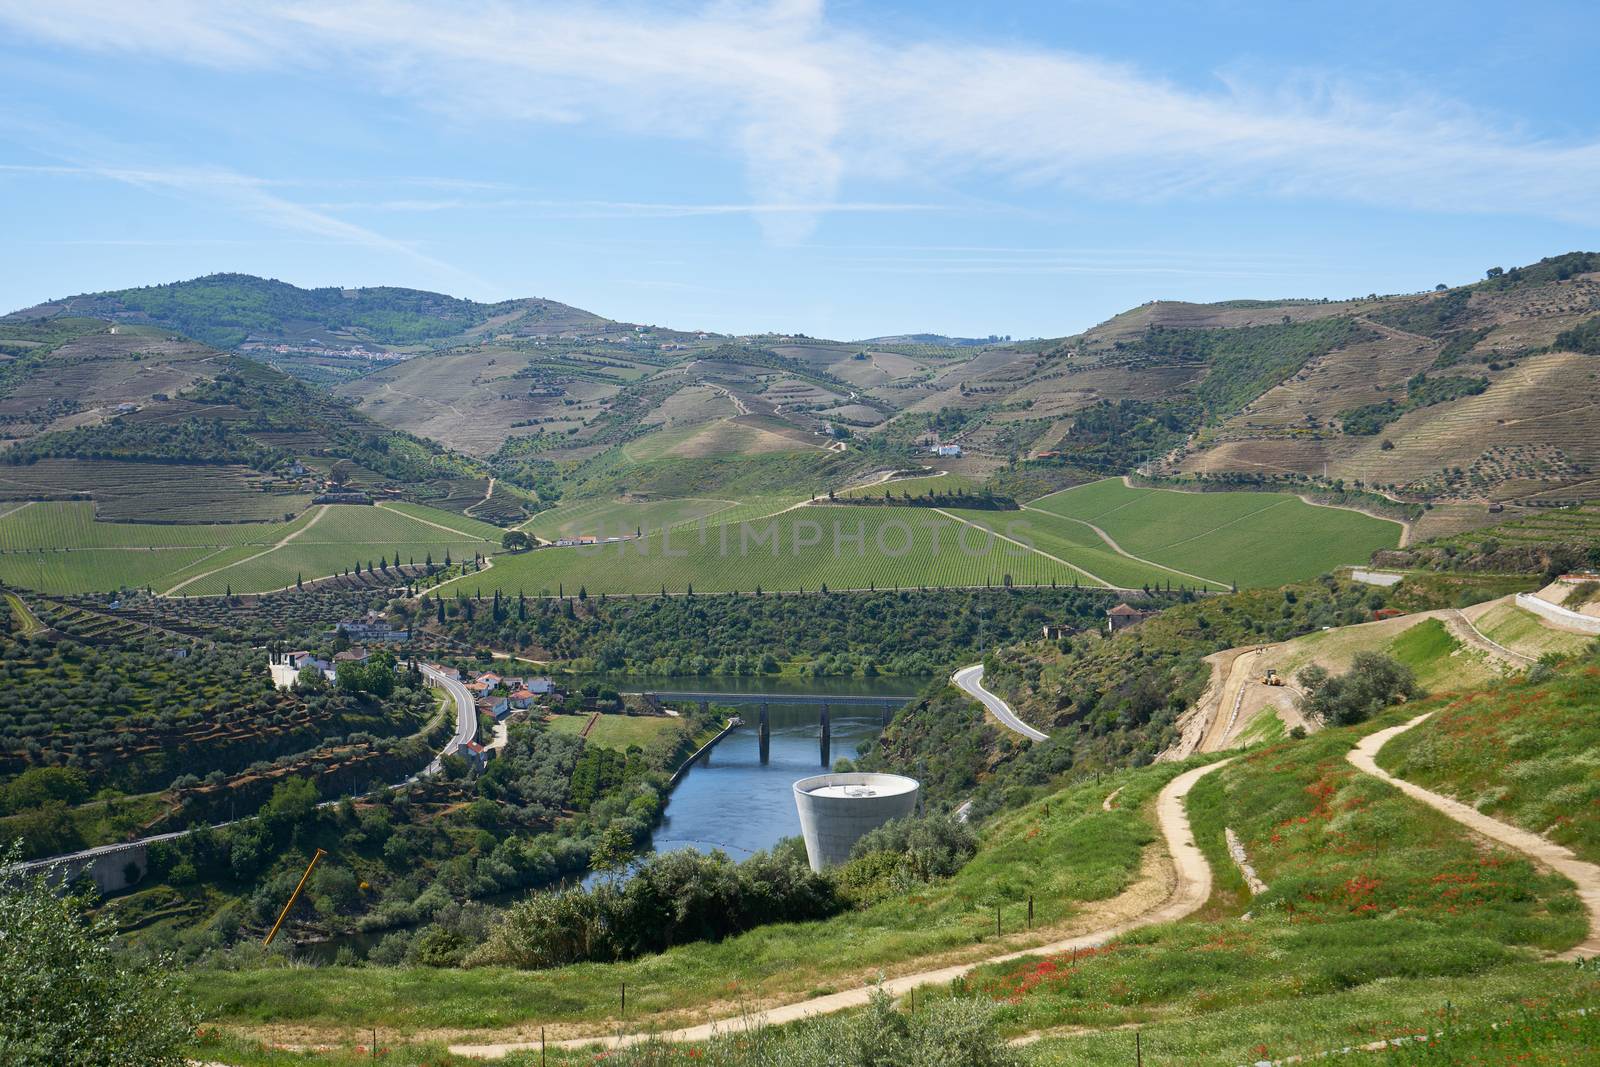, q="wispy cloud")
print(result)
[305,197,951,218]
[1,158,480,283]
[4,0,1600,236]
